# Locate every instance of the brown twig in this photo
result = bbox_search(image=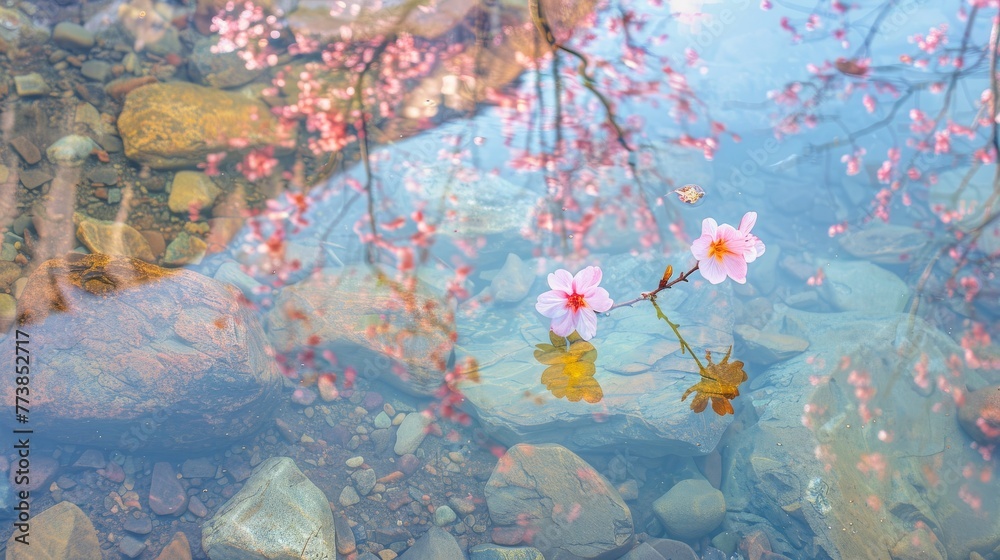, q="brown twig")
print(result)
[608,263,699,311]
